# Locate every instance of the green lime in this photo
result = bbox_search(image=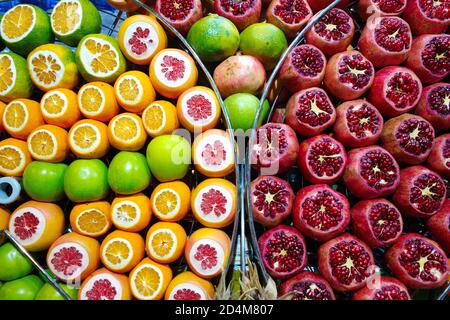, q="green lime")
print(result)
[35,283,78,300]
[224,93,270,131]
[187,14,240,62]
[0,52,34,103]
